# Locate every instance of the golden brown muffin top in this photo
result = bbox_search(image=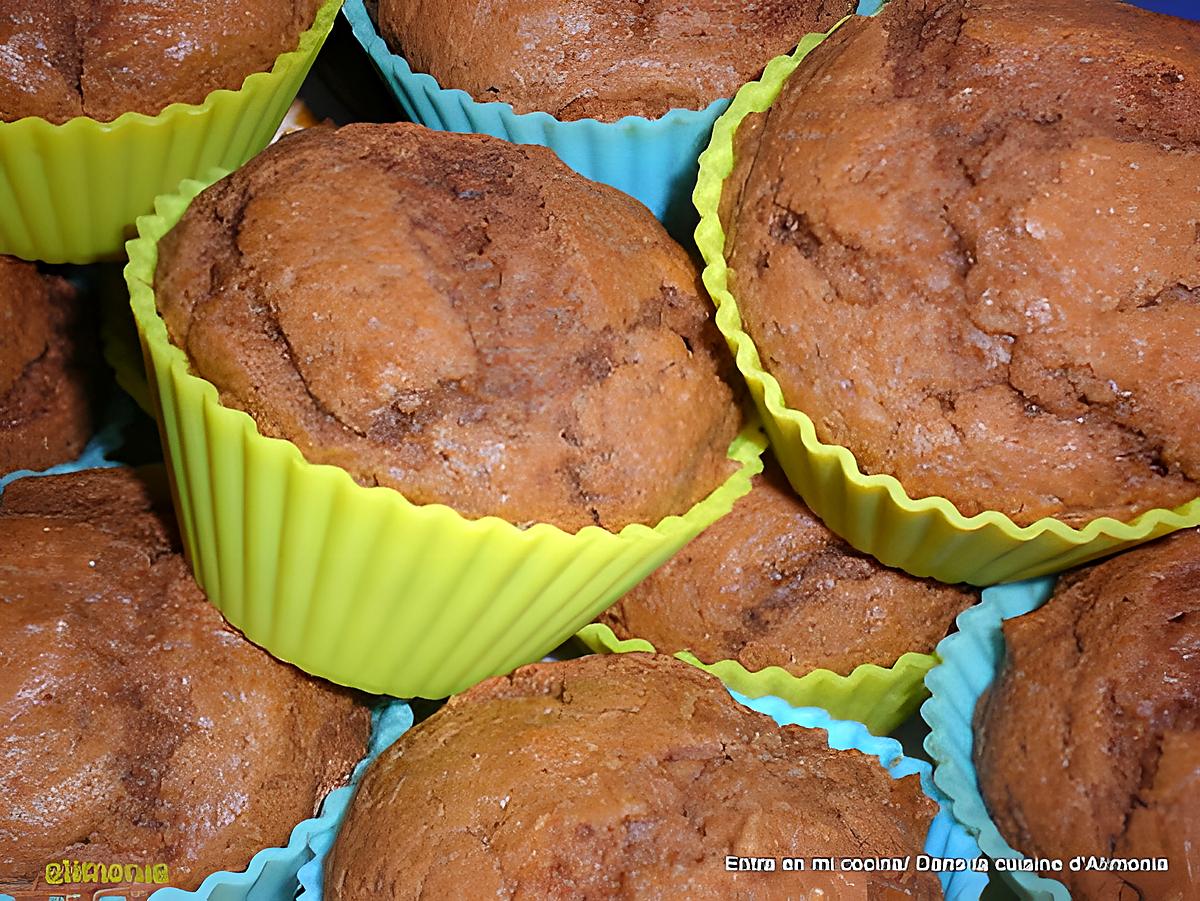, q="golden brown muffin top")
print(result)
[326,654,941,900]
[0,468,370,891]
[601,462,975,675]
[975,529,1200,900]
[376,0,856,121]
[0,257,97,475]
[155,124,741,532]
[723,0,1200,527]
[0,0,322,123]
